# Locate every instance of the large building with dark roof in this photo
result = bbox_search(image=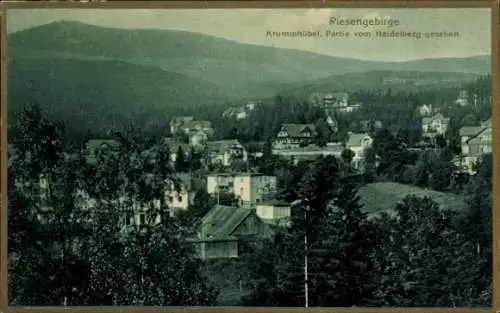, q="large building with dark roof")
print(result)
[189,204,275,260]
